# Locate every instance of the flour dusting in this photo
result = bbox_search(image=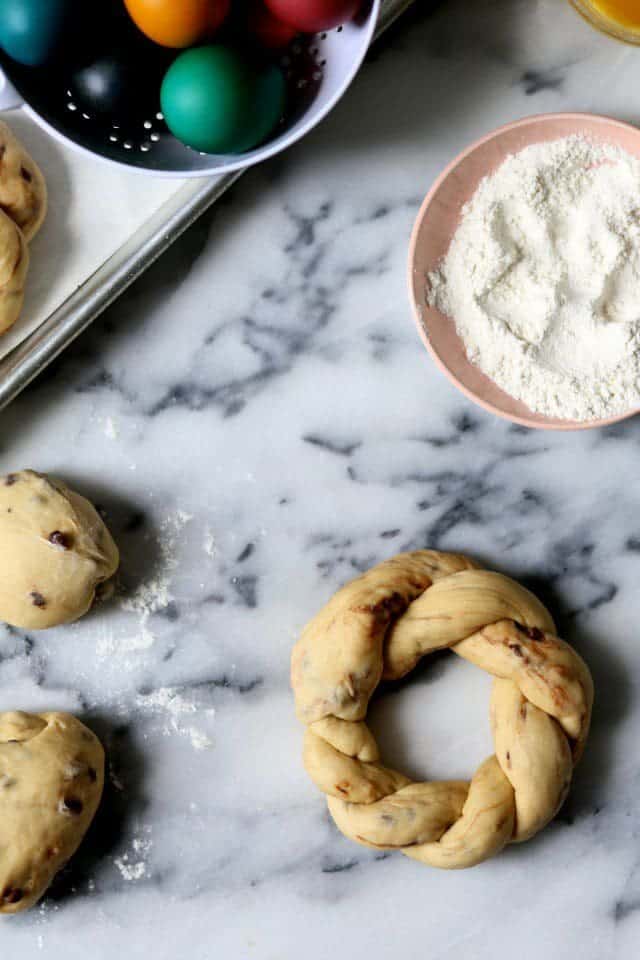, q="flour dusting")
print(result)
[136,686,215,751]
[203,528,217,557]
[97,509,192,658]
[104,416,119,440]
[114,829,153,882]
